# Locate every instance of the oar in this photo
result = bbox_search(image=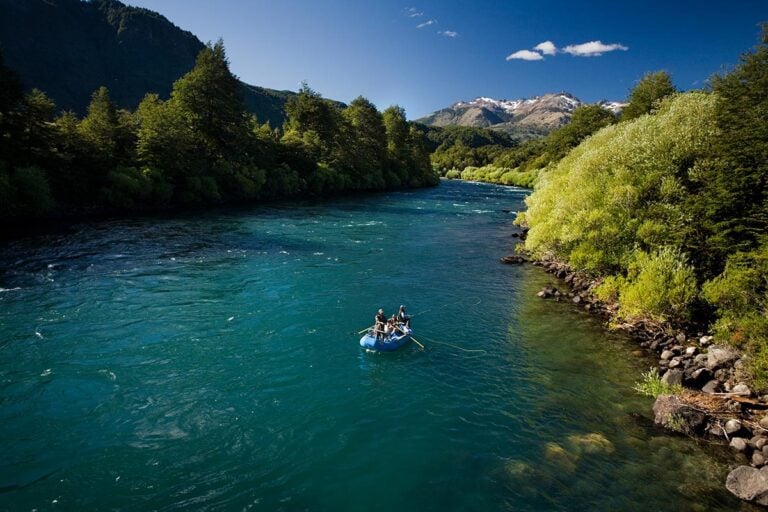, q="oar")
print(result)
[357,326,374,334]
[394,325,425,350]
